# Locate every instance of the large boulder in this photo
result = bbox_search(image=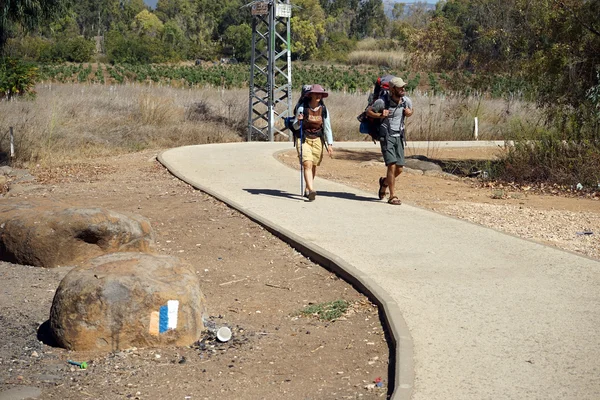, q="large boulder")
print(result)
[0,199,155,267]
[405,157,443,172]
[50,252,207,351]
